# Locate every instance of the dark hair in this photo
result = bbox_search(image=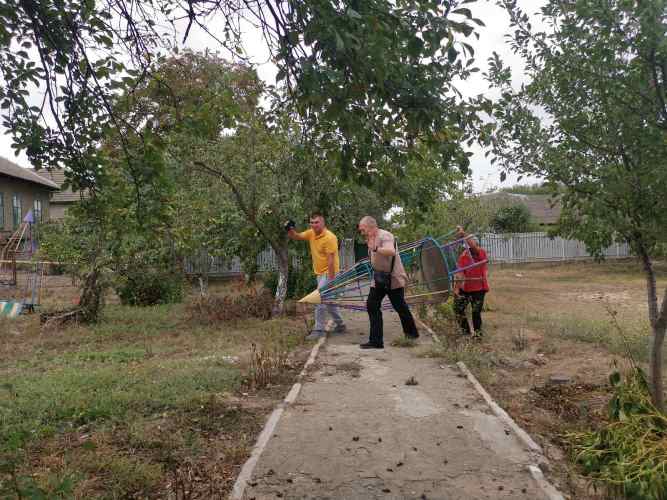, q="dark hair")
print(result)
[309,211,325,220]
